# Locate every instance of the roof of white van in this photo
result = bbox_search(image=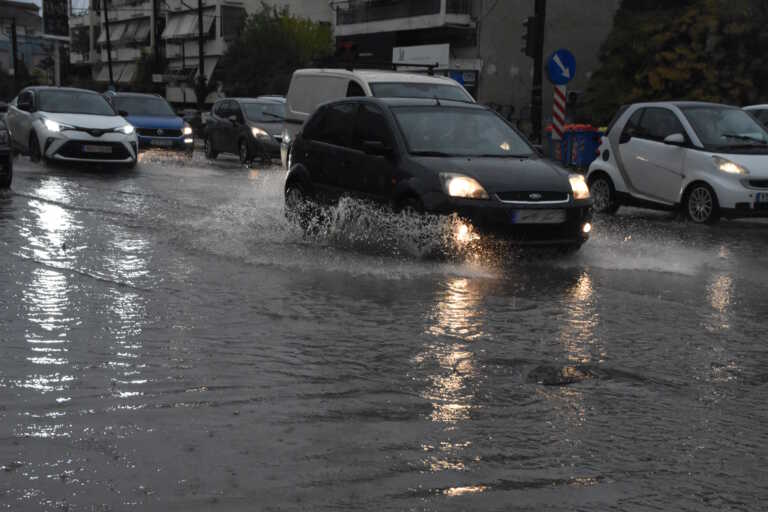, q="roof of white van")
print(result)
[293,68,458,85]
